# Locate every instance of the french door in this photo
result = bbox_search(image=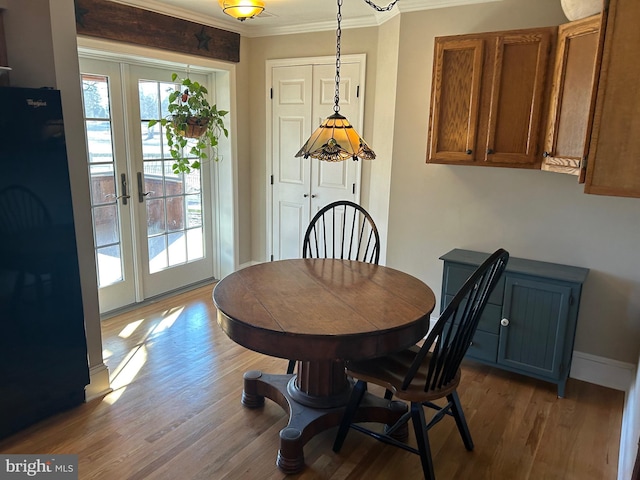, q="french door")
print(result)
[79,58,216,313]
